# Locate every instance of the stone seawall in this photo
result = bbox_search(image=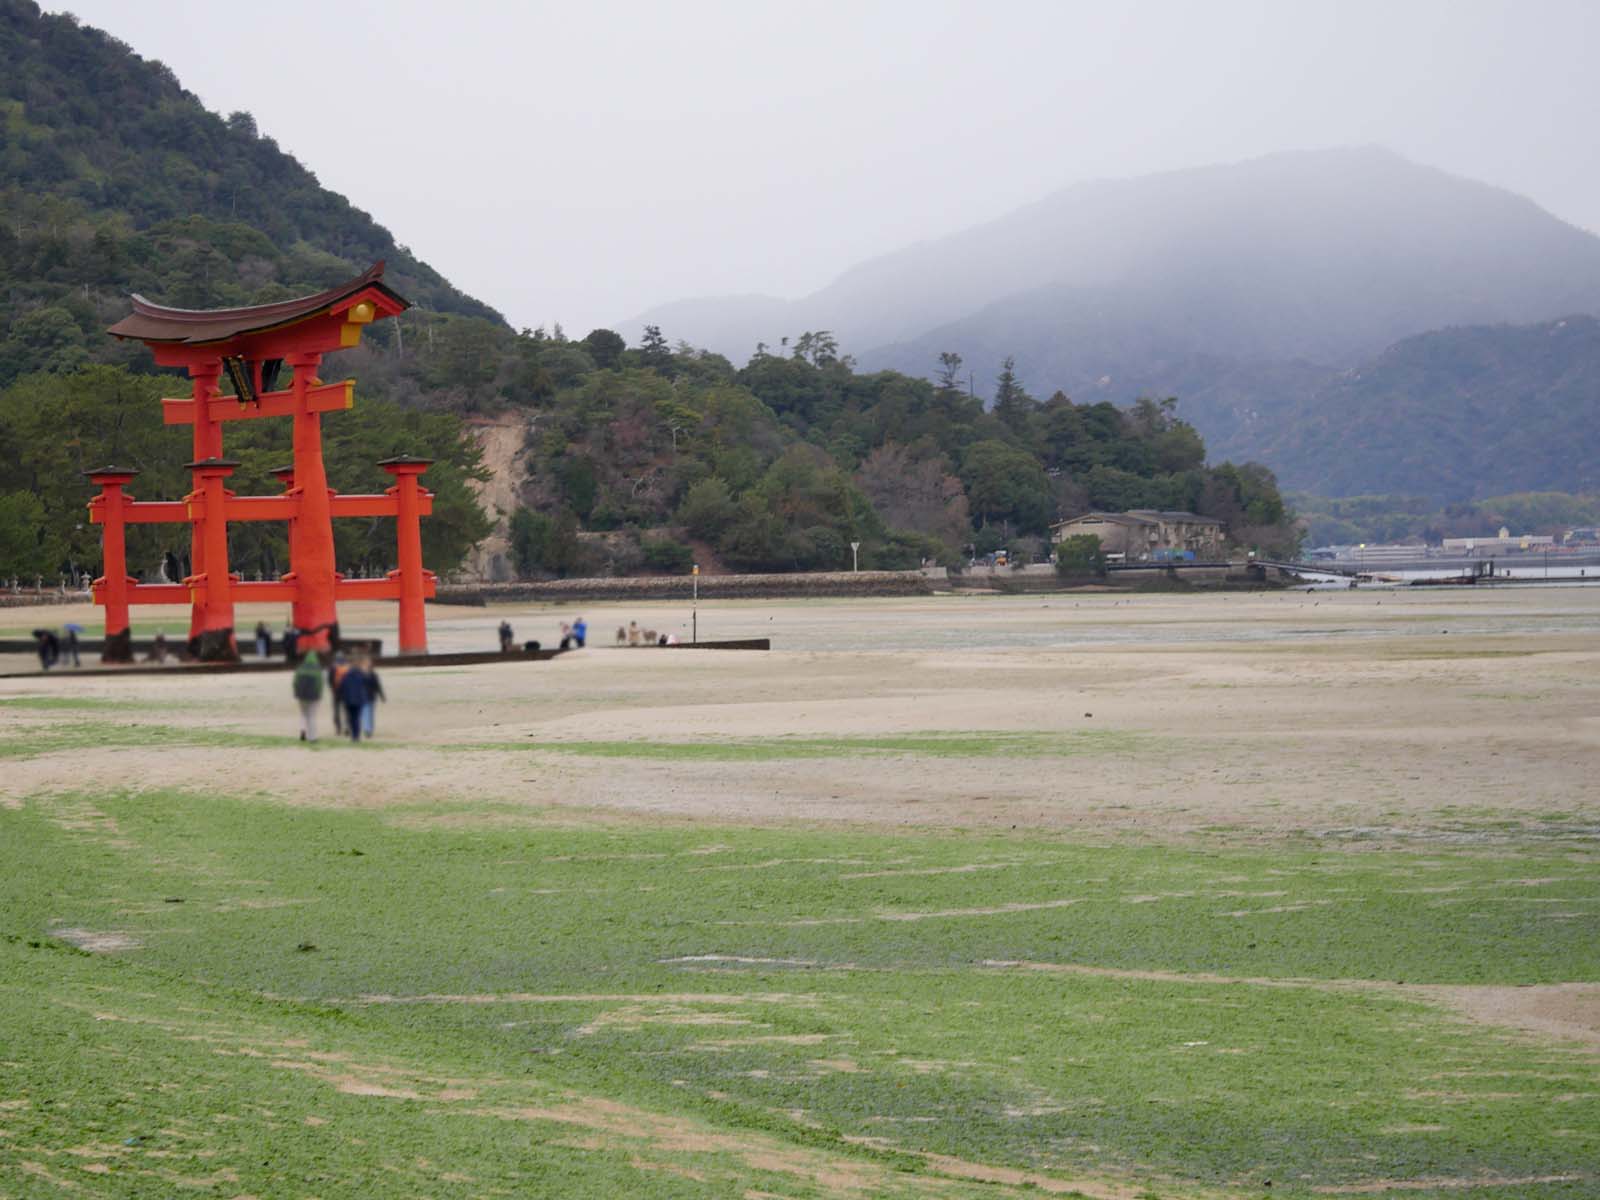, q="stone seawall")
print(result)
[948,562,1278,592]
[435,570,934,605]
[0,591,89,608]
